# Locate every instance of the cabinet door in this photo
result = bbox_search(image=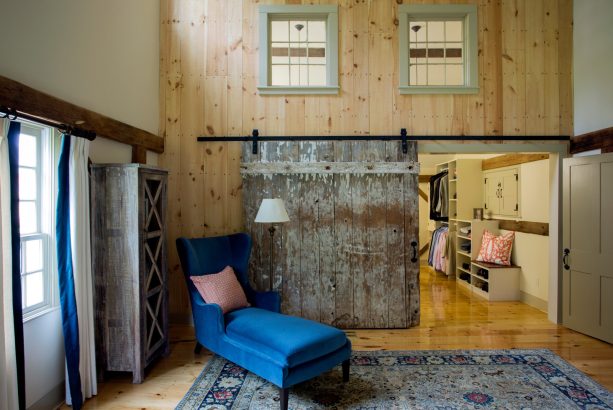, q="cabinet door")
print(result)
[499,169,519,217]
[484,174,500,214]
